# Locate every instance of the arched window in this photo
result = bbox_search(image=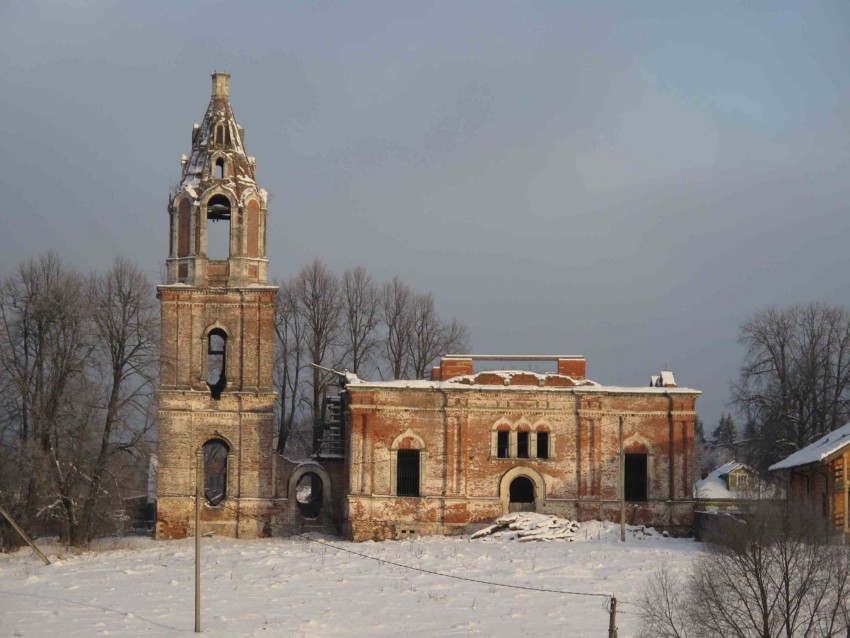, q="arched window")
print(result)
[391,430,425,498]
[203,439,228,505]
[625,453,648,501]
[624,441,651,502]
[536,427,550,459]
[207,329,227,399]
[177,199,191,258]
[397,450,420,497]
[516,424,530,459]
[246,199,260,258]
[215,157,225,179]
[496,425,510,458]
[215,124,223,144]
[206,194,231,259]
